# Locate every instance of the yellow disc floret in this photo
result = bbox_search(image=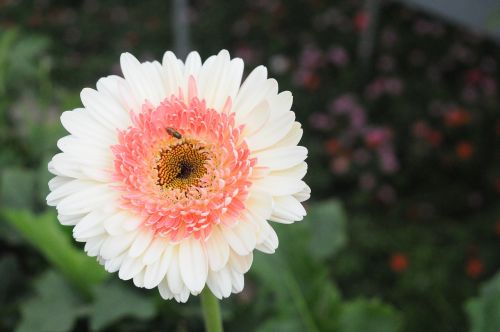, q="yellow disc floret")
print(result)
[156,140,208,191]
